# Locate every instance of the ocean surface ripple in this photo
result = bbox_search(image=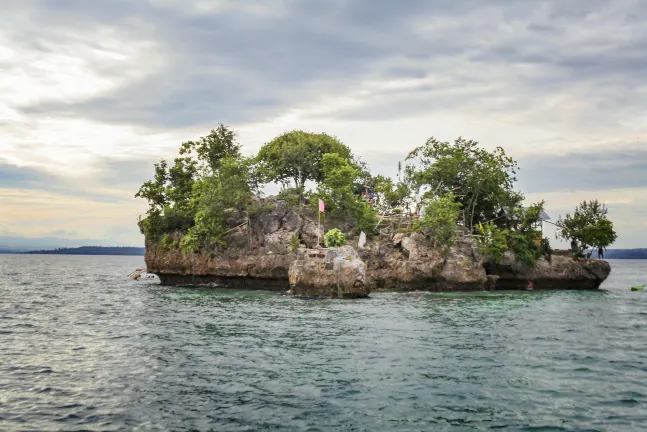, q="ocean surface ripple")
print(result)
[1,255,647,431]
